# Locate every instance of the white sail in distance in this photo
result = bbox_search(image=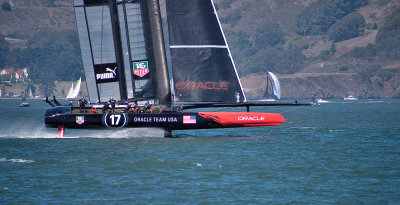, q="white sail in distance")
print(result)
[28,87,33,98]
[267,72,281,99]
[66,83,74,100]
[66,78,81,100]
